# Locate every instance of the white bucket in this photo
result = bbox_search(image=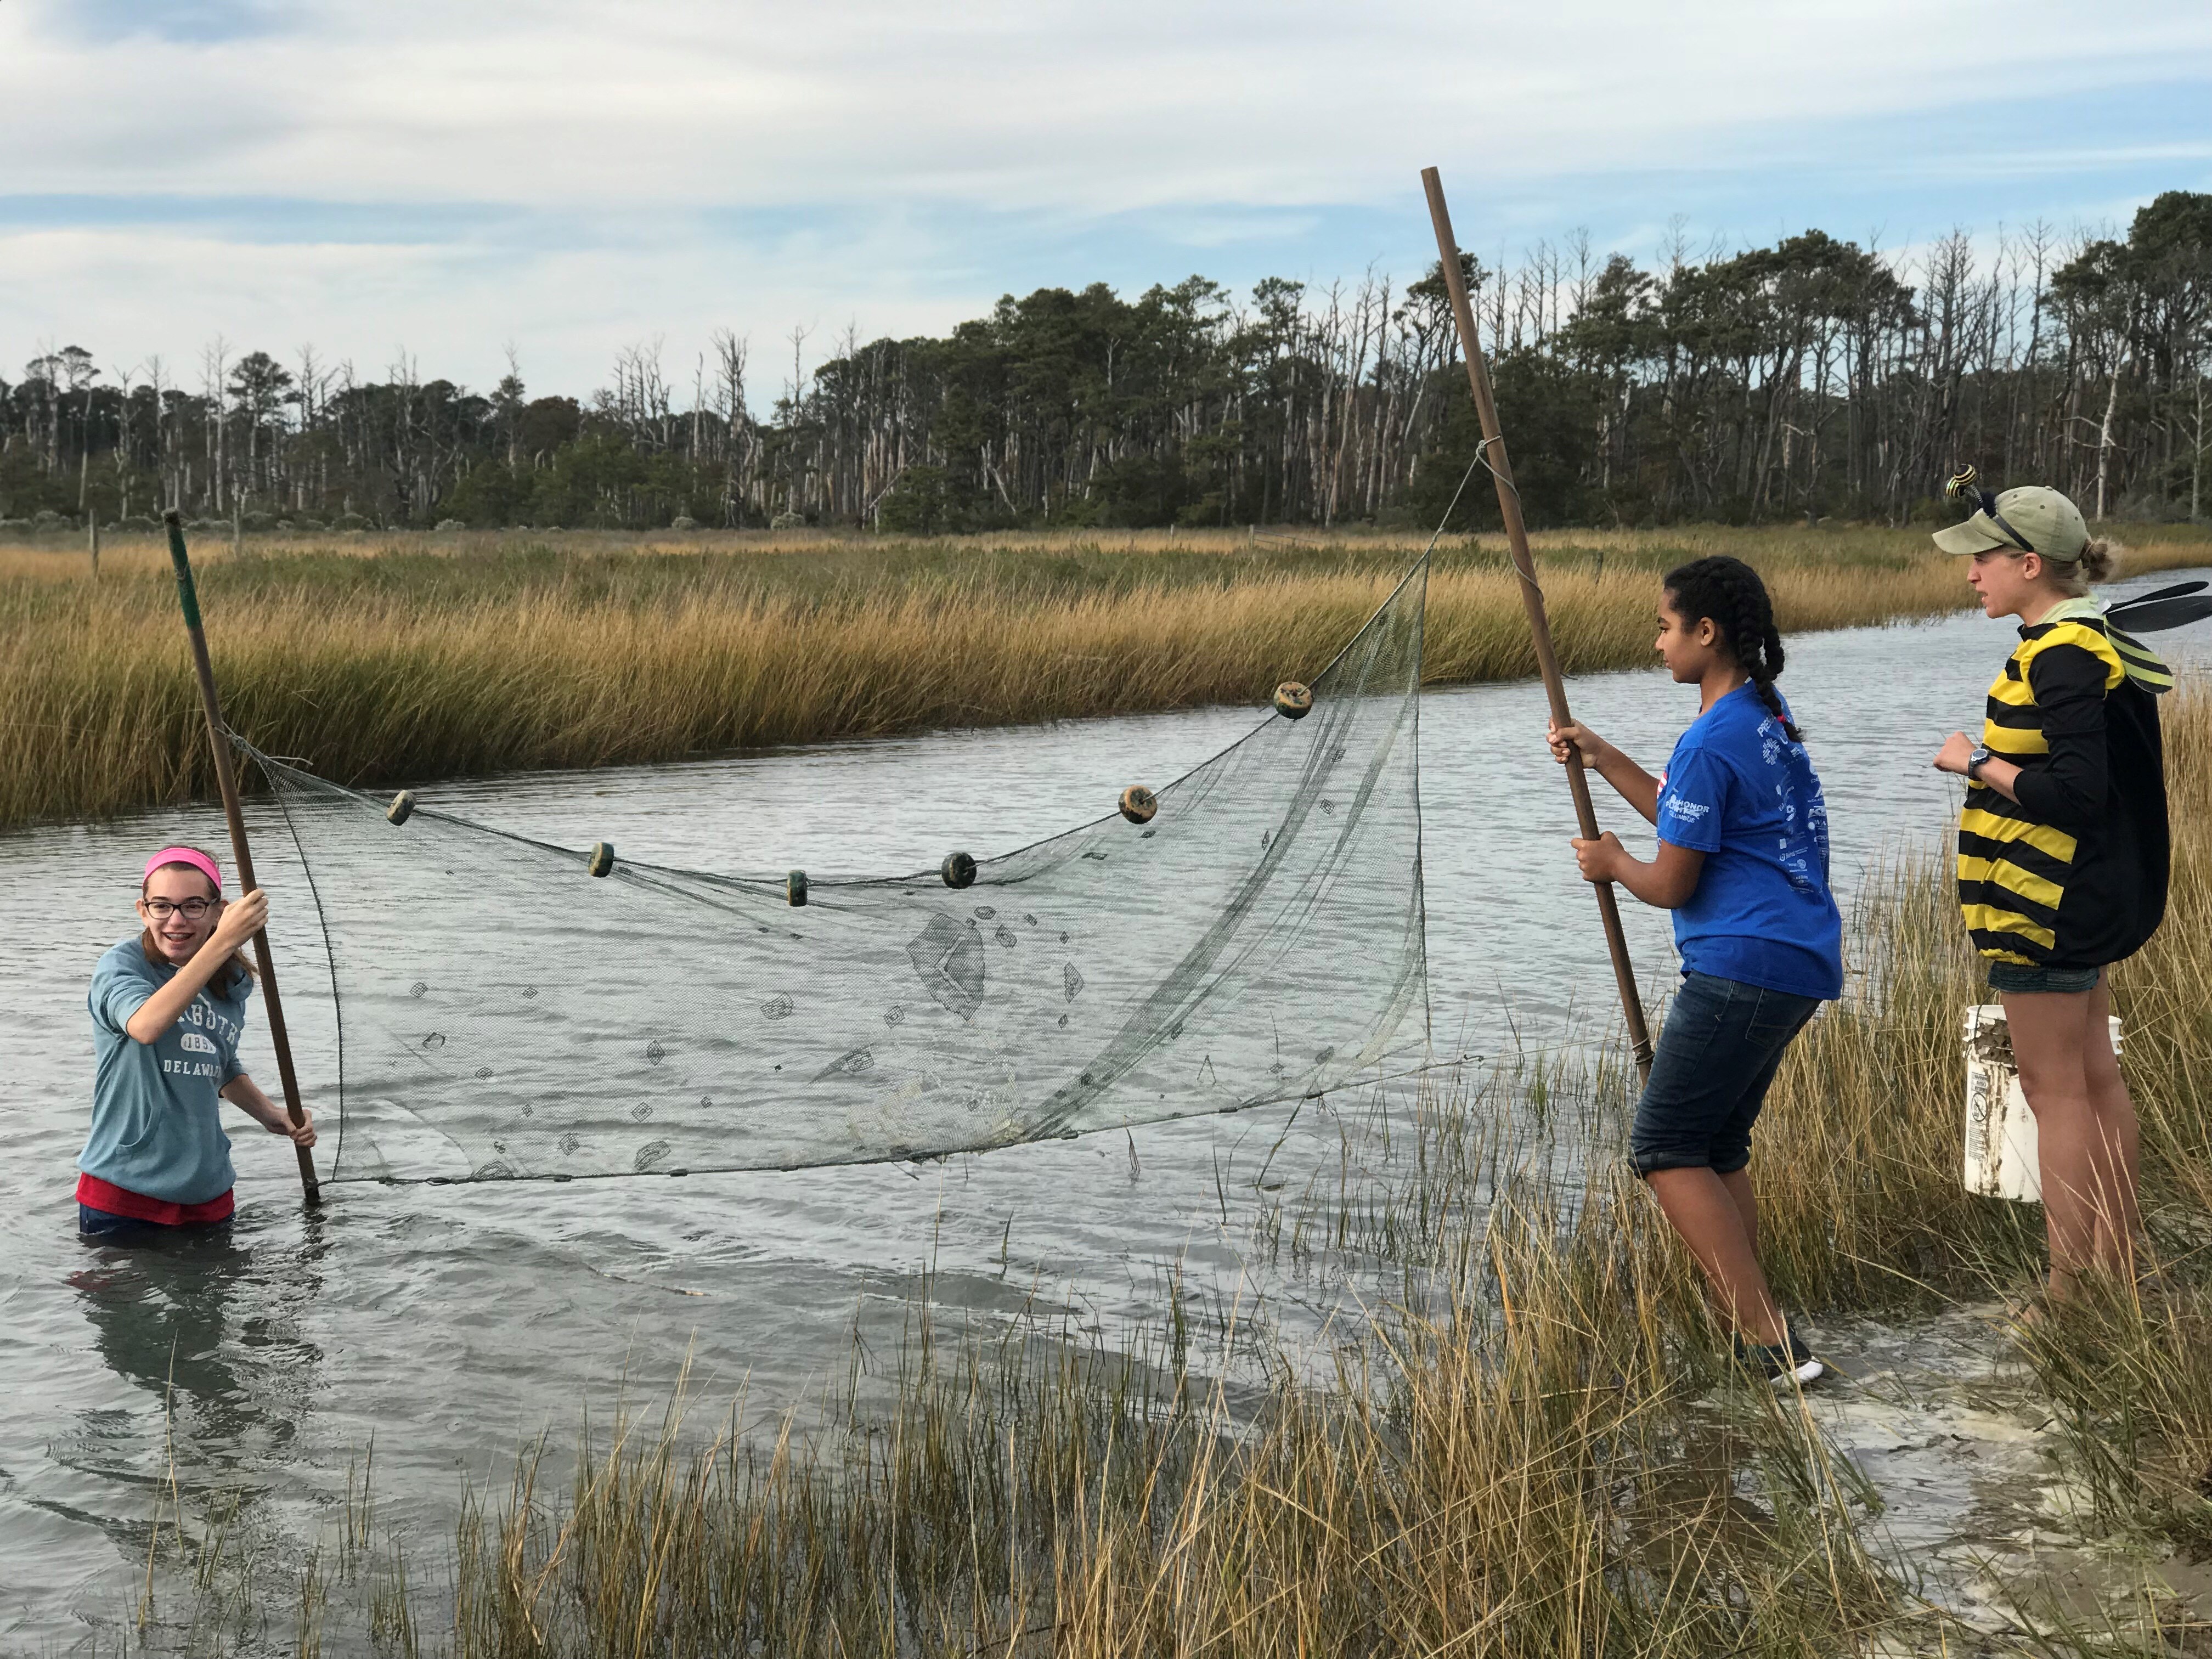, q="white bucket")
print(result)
[1961,1003,2123,1203]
